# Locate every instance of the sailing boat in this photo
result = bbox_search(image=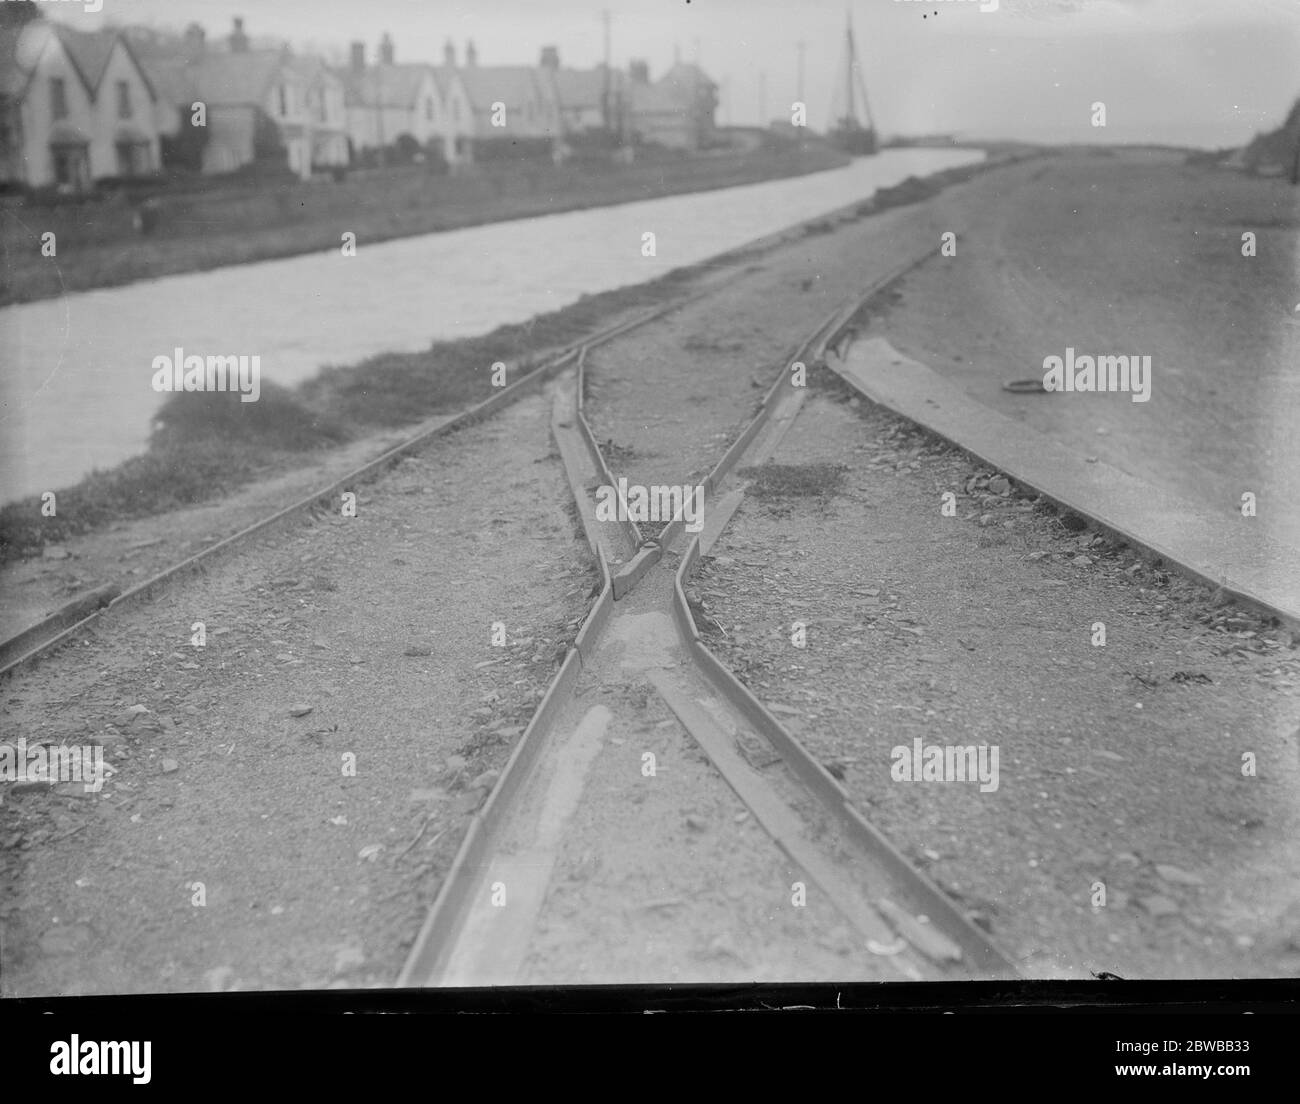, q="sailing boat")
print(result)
[828,11,877,156]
